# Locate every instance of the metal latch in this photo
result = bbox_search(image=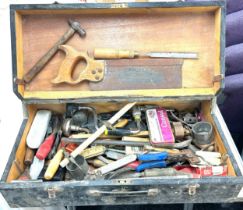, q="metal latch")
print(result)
[188,184,200,196]
[46,187,63,199]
